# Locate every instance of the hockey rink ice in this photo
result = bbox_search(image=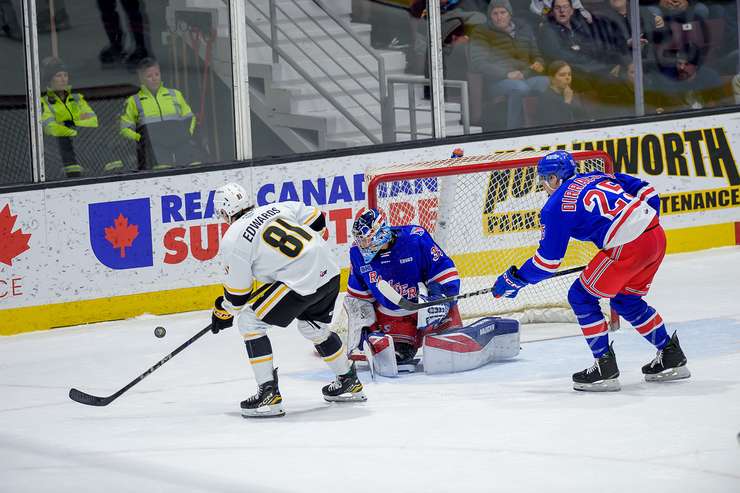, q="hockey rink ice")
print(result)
[2,247,739,493]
